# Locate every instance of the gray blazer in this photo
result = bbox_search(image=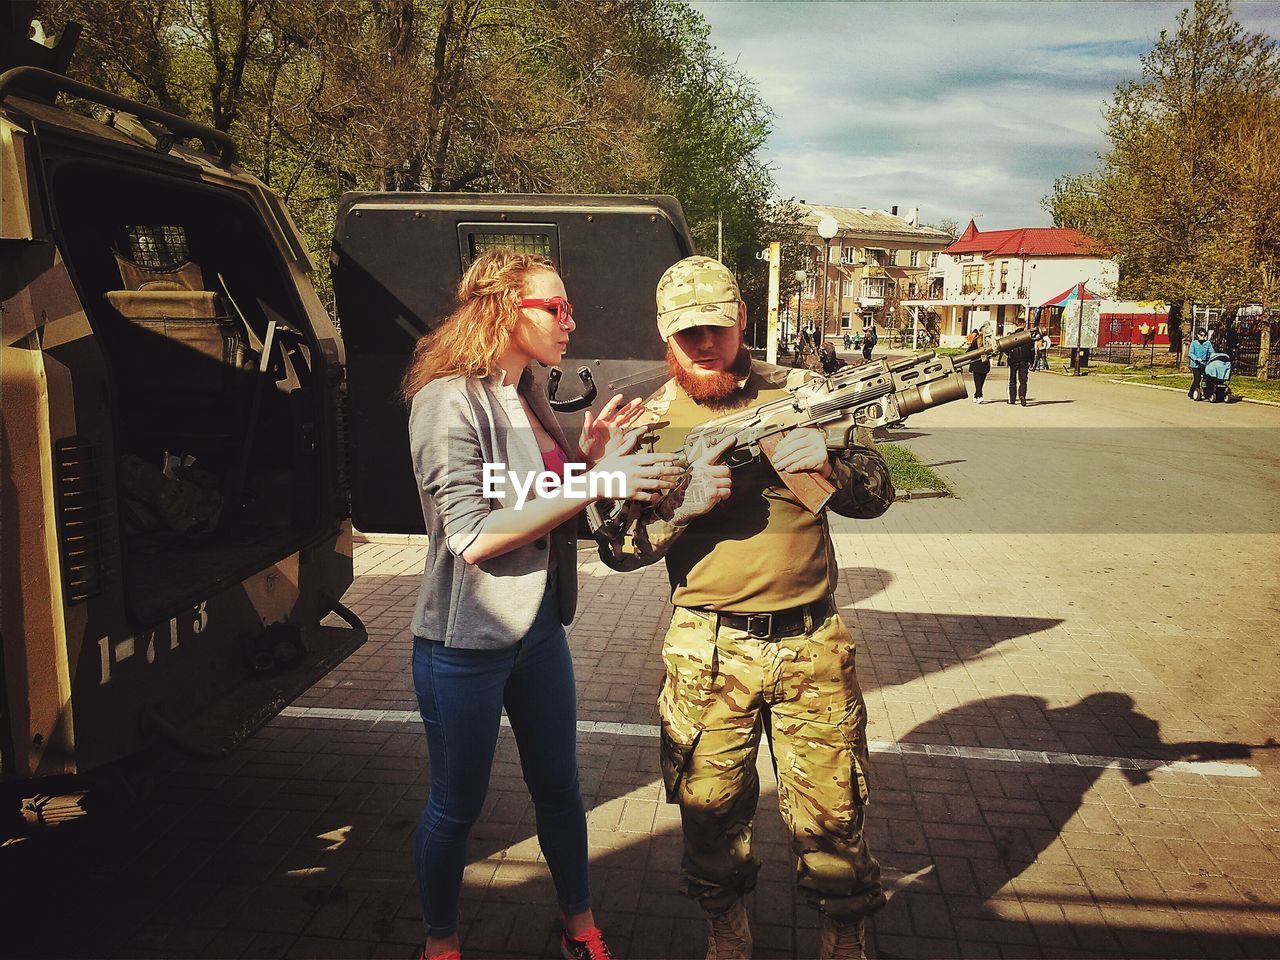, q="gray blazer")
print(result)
[408,367,580,648]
